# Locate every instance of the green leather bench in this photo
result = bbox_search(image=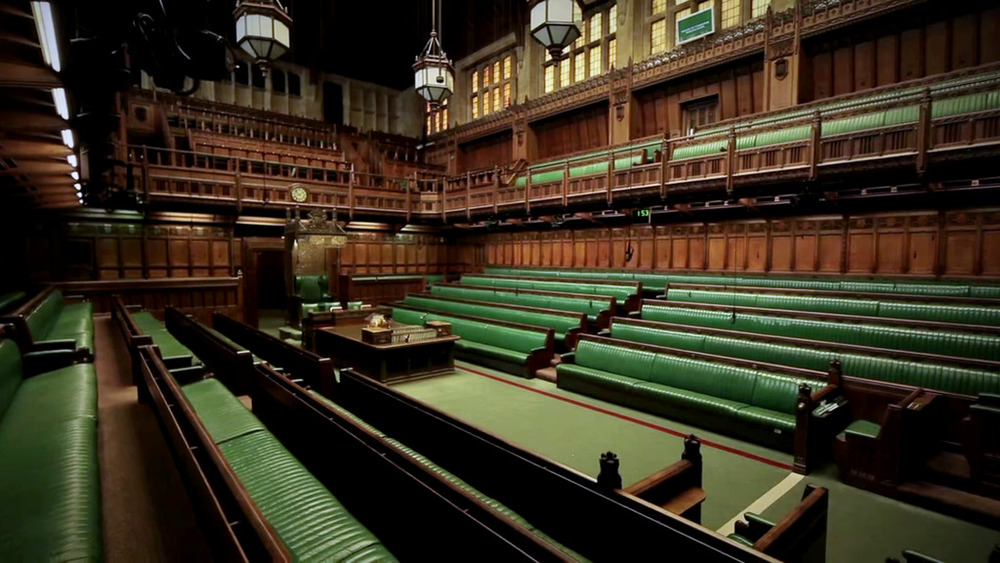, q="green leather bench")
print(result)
[431,284,614,325]
[2,288,94,359]
[182,377,395,561]
[485,267,1000,299]
[610,320,1000,396]
[132,311,201,369]
[460,275,641,311]
[557,337,827,451]
[294,274,338,316]
[403,294,584,347]
[641,302,1000,362]
[664,288,1000,326]
[392,307,553,378]
[0,338,101,561]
